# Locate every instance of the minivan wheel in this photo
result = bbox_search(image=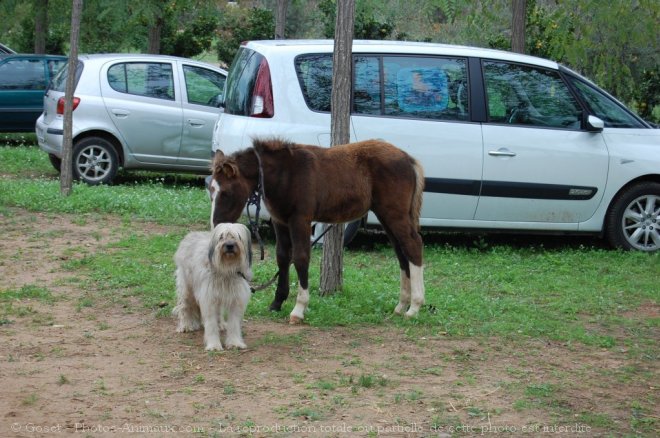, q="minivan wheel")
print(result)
[311,220,362,247]
[605,182,660,252]
[48,154,61,172]
[72,137,119,185]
